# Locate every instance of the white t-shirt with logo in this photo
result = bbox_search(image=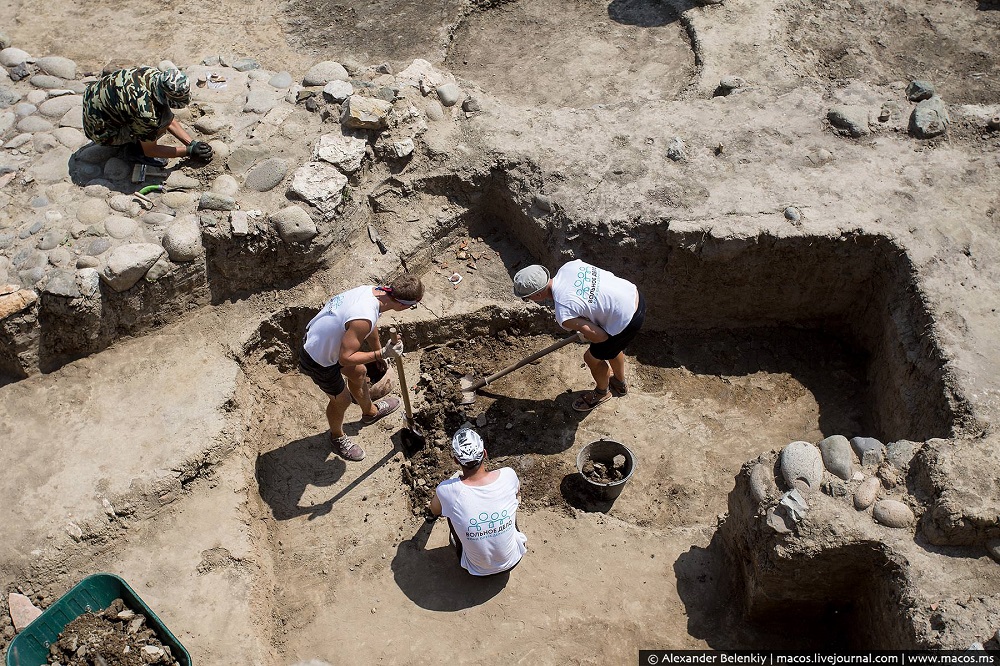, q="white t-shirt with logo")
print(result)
[435,467,528,576]
[551,260,638,337]
[303,286,380,367]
